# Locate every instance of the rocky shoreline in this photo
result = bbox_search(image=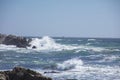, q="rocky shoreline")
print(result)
[0,67,52,80]
[0,33,31,48]
[0,34,52,80]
